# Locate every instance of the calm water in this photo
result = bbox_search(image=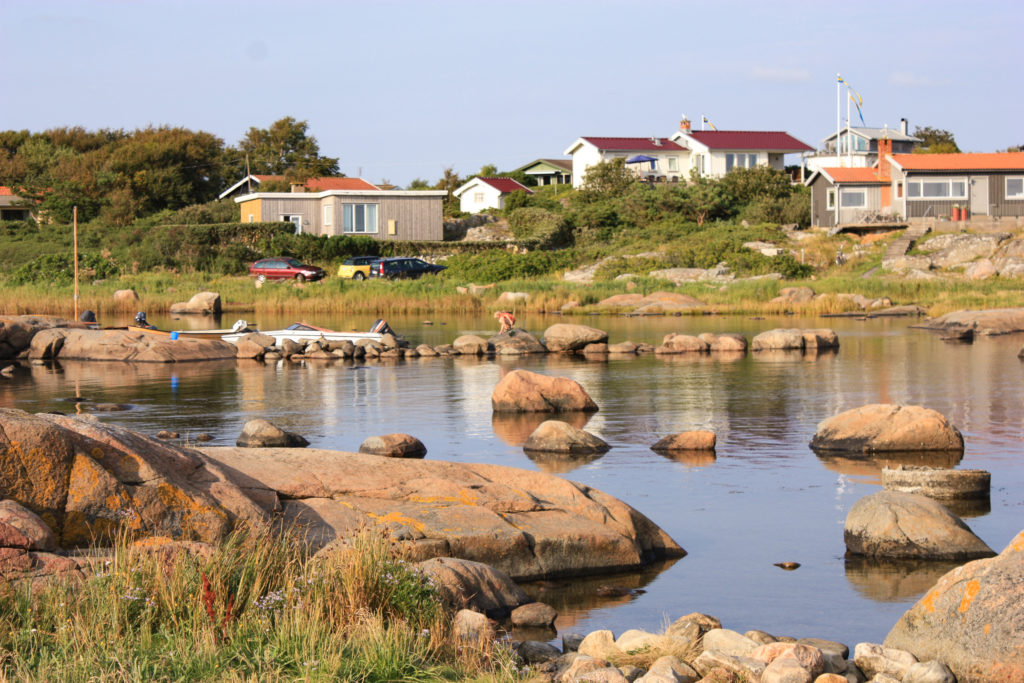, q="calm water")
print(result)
[2,312,1022,648]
